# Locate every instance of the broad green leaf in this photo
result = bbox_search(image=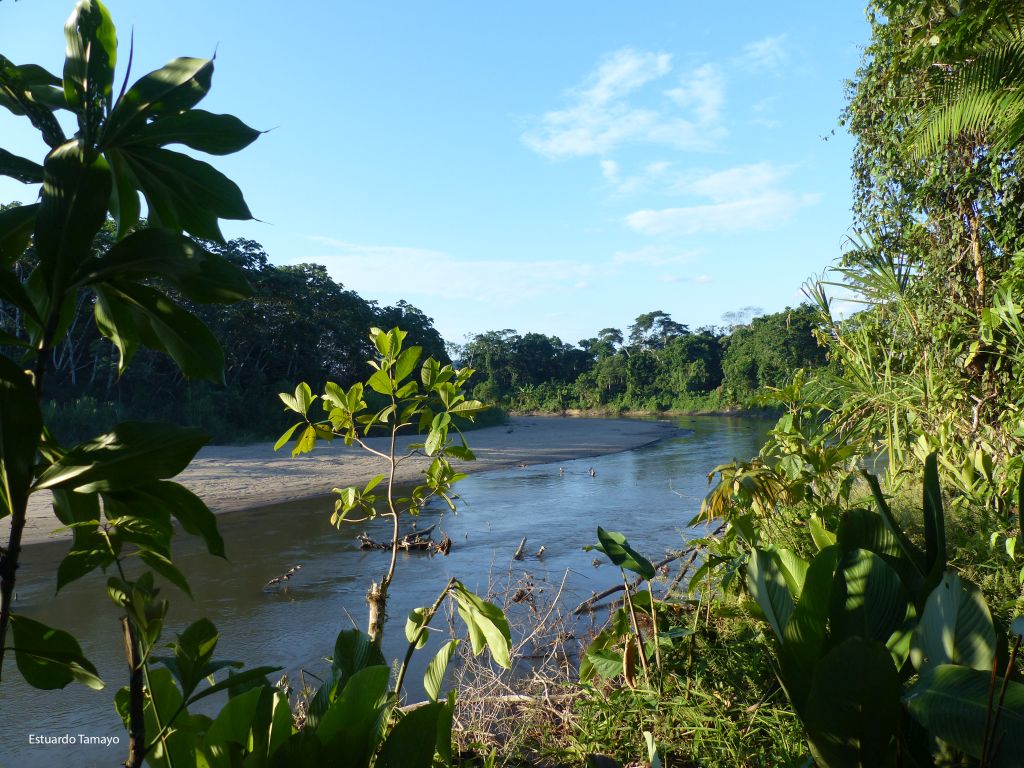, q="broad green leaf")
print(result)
[292,425,316,457]
[808,515,836,552]
[395,345,422,382]
[0,356,42,518]
[746,547,795,643]
[202,686,263,750]
[911,571,995,673]
[107,481,225,558]
[106,148,140,238]
[0,203,39,266]
[103,281,226,382]
[905,664,1024,766]
[452,582,512,669]
[780,545,839,713]
[0,148,44,183]
[332,629,386,688]
[377,703,443,768]
[53,489,109,590]
[424,639,459,702]
[829,548,910,646]
[316,665,392,764]
[836,508,901,559]
[34,421,207,493]
[405,607,431,650]
[114,145,251,242]
[33,140,111,297]
[803,637,900,768]
[274,422,302,451]
[421,357,441,388]
[588,527,656,580]
[140,550,192,596]
[124,109,260,155]
[62,0,117,139]
[774,549,809,600]
[583,648,624,679]
[103,57,213,145]
[368,368,393,395]
[11,613,103,690]
[76,228,251,302]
